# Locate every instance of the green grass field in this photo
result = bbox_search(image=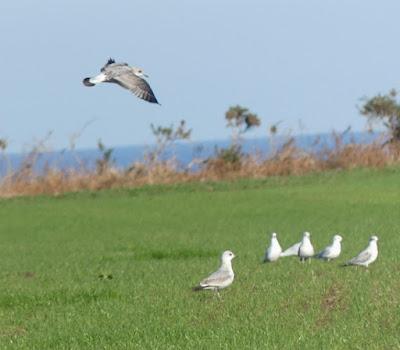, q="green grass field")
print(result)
[0,168,399,349]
